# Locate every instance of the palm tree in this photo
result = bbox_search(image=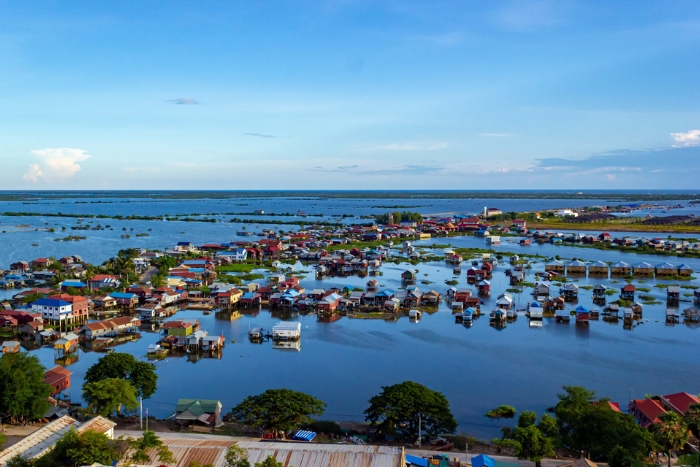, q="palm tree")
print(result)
[655,411,689,467]
[685,403,700,445]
